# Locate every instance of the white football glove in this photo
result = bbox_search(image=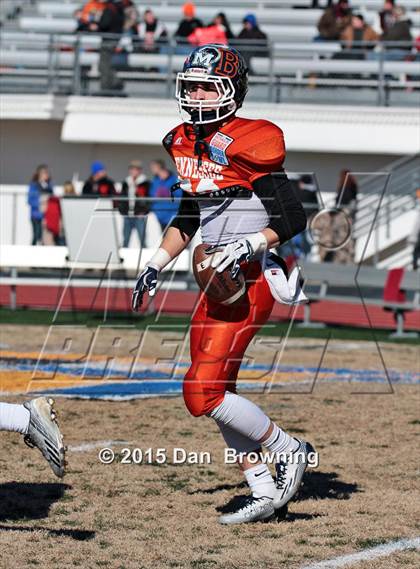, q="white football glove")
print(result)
[207,233,268,280]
